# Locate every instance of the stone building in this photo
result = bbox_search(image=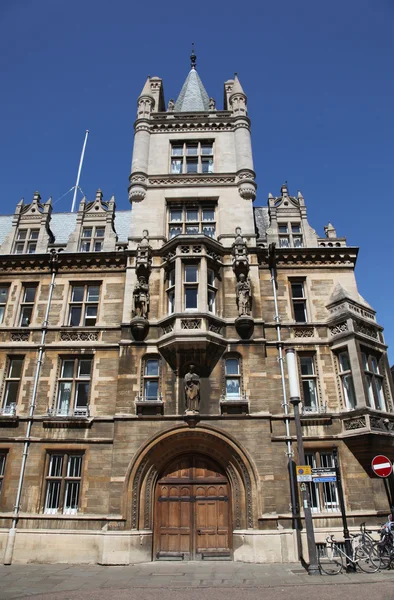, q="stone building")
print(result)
[0,54,393,565]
